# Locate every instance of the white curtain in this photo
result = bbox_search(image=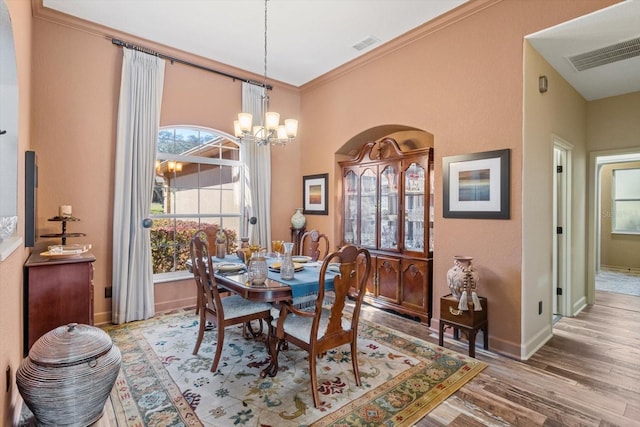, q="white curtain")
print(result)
[241,82,271,248]
[112,48,165,324]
